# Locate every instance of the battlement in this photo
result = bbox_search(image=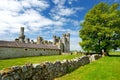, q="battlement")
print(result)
[15,27,70,53]
[53,33,70,53]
